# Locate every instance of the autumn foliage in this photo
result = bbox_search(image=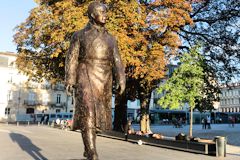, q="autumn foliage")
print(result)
[14,0,192,84]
